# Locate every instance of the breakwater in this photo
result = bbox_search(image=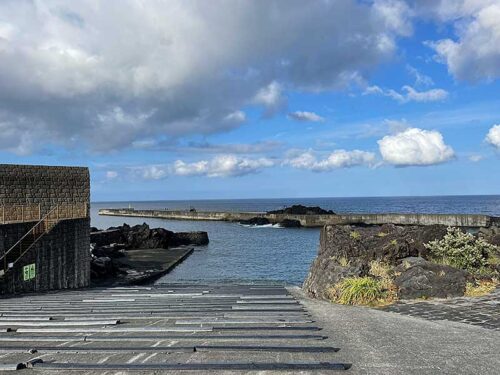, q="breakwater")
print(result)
[98,208,500,228]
